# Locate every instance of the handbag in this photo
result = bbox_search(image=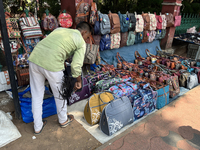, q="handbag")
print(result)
[0,39,20,53]
[84,92,114,125]
[187,73,198,90]
[120,32,128,47]
[84,36,99,64]
[19,12,43,39]
[16,68,29,86]
[75,1,90,24]
[165,13,174,27]
[99,96,134,136]
[179,72,190,87]
[108,11,121,34]
[23,38,40,53]
[58,10,73,28]
[149,80,169,109]
[130,83,157,120]
[174,15,181,27]
[42,13,58,31]
[0,12,21,38]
